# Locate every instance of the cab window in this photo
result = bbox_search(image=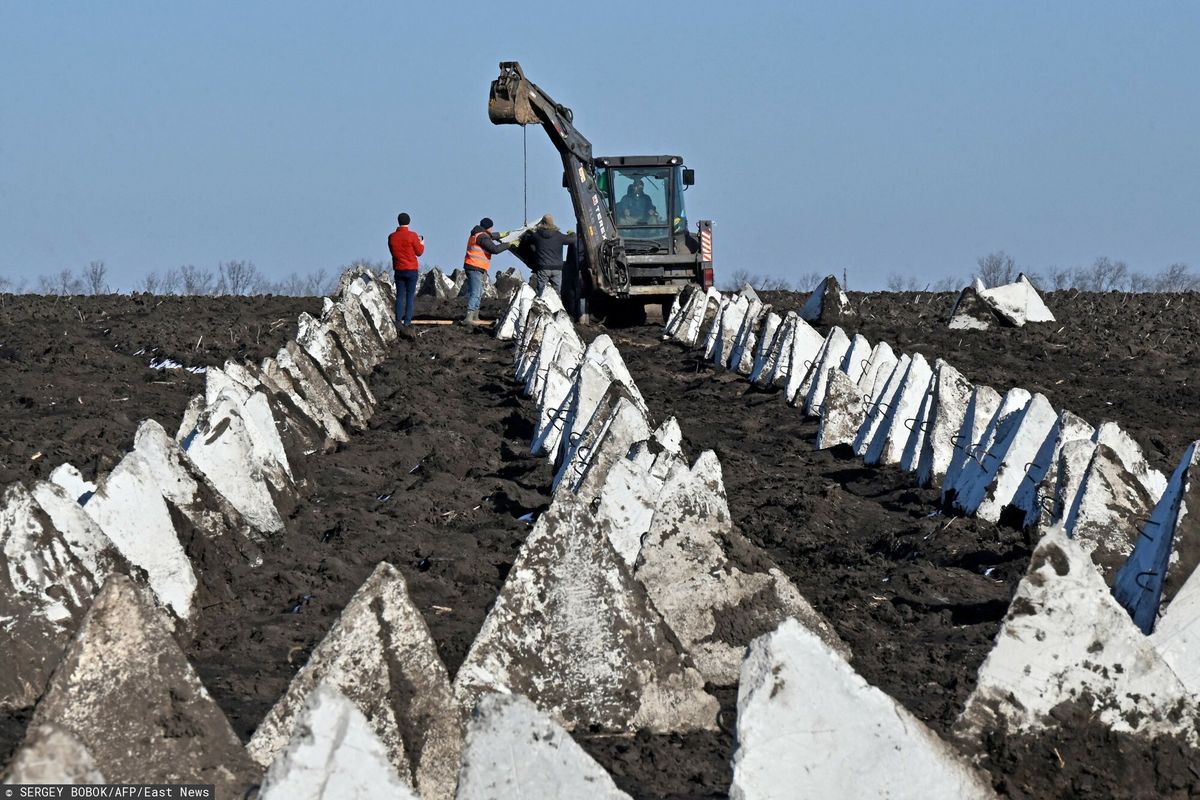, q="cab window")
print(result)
[613,168,669,234]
